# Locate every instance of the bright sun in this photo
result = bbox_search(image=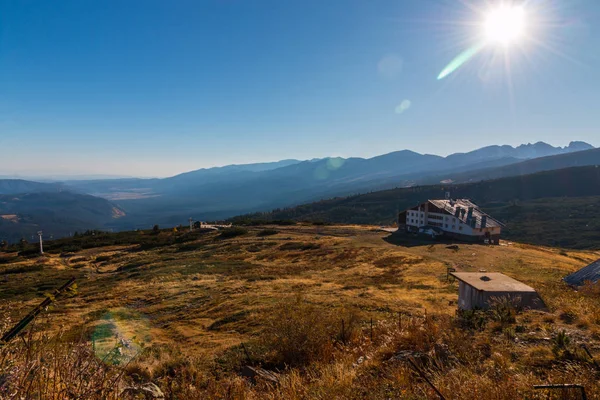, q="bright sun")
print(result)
[484,5,526,45]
